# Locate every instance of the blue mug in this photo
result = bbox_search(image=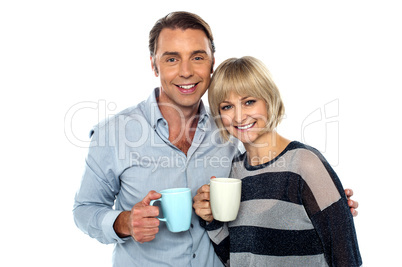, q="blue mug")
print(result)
[150,188,192,232]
